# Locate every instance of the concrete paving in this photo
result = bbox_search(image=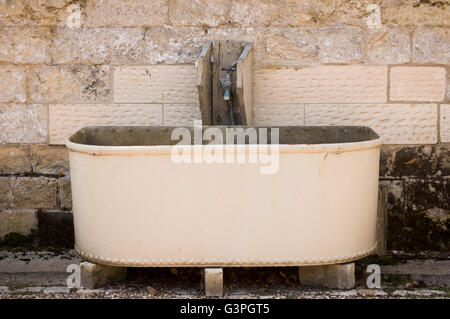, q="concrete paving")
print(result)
[0,250,448,299]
